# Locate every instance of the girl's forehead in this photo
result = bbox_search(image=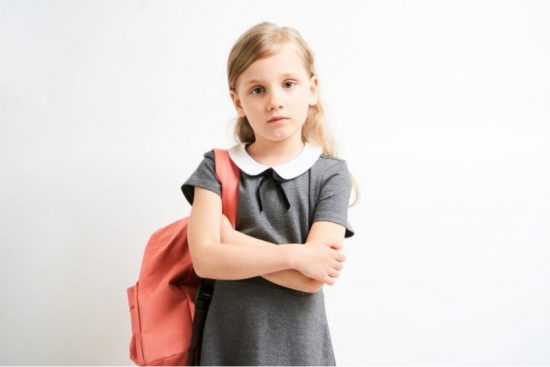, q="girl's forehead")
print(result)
[242,49,307,80]
[252,44,302,68]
